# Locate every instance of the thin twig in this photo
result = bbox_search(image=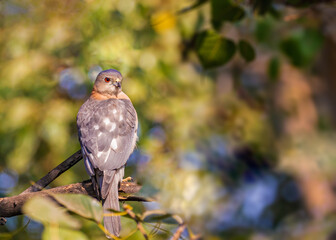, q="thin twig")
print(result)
[172,224,186,240]
[124,204,149,240]
[97,223,120,240]
[21,149,83,194]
